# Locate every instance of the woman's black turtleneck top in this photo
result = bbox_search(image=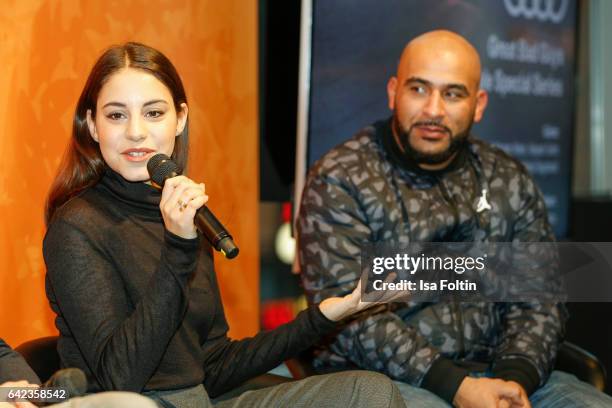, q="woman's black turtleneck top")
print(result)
[43,170,335,397]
